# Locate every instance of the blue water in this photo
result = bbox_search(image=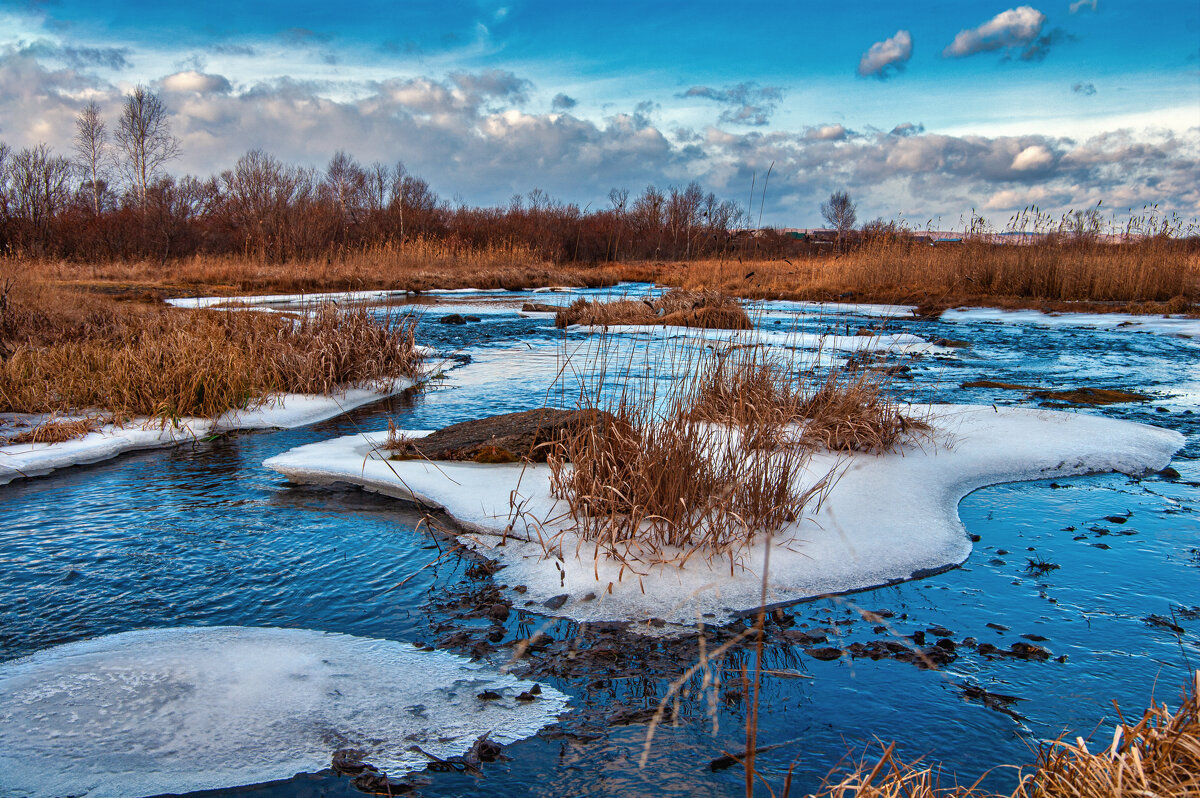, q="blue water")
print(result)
[1,286,1196,797]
